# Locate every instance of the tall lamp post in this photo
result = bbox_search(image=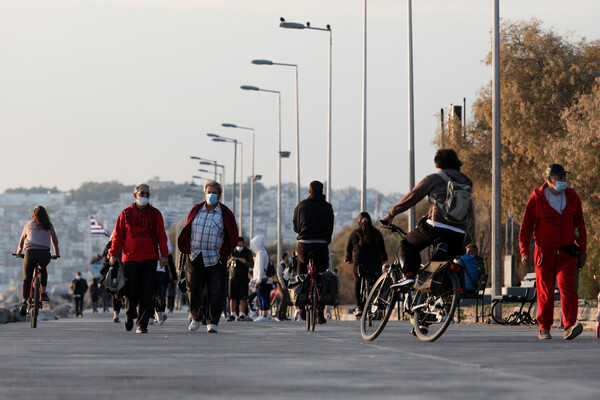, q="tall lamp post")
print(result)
[191,156,226,200]
[407,0,416,231]
[198,169,222,183]
[279,18,332,205]
[252,59,301,204]
[222,123,256,239]
[207,133,242,234]
[241,85,283,263]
